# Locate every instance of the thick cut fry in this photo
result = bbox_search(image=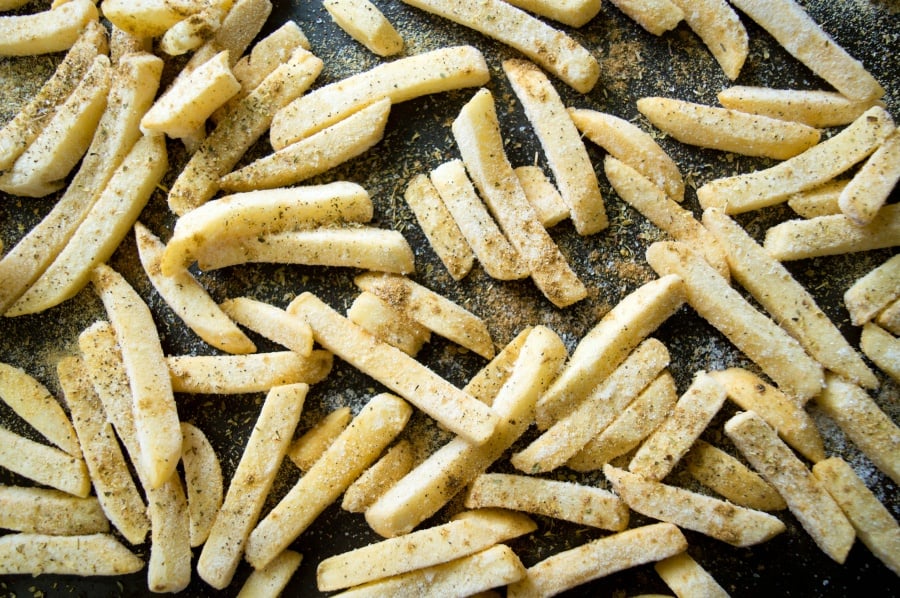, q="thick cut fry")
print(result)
[324,0,403,56]
[181,422,223,548]
[670,0,746,80]
[463,327,532,407]
[877,298,900,337]
[717,86,883,129]
[725,411,855,563]
[227,22,310,106]
[646,241,824,401]
[703,207,877,389]
[838,129,900,226]
[569,107,684,202]
[684,439,787,511]
[347,292,431,356]
[607,0,683,35]
[507,523,687,598]
[654,552,729,598]
[453,88,587,307]
[365,326,566,537]
[502,0,601,27]
[0,426,90,497]
[787,179,846,218]
[246,393,412,569]
[0,362,79,456]
[342,440,414,513]
[515,166,569,228]
[219,296,313,357]
[861,323,900,383]
[197,384,307,589]
[504,59,607,235]
[354,272,495,359]
[286,407,352,472]
[536,274,685,428]
[465,474,629,530]
[728,0,884,102]
[100,0,205,38]
[697,106,894,214]
[604,465,786,547]
[0,533,143,576]
[0,486,108,535]
[844,254,900,326]
[147,473,191,593]
[135,222,256,354]
[287,292,498,444]
[167,350,332,394]
[237,550,303,598]
[0,0,98,56]
[271,45,489,148]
